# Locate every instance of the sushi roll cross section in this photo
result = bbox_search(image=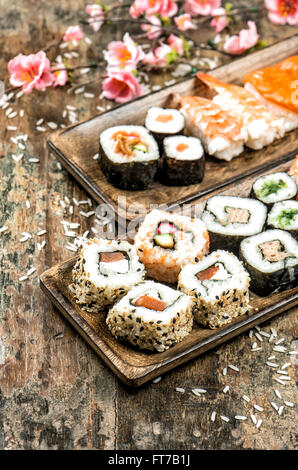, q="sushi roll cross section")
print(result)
[72,238,145,313]
[267,200,298,238]
[251,172,297,207]
[99,125,159,190]
[202,195,267,254]
[178,250,250,329]
[240,229,298,296]
[144,107,185,145]
[106,280,194,352]
[162,135,205,186]
[134,209,209,283]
